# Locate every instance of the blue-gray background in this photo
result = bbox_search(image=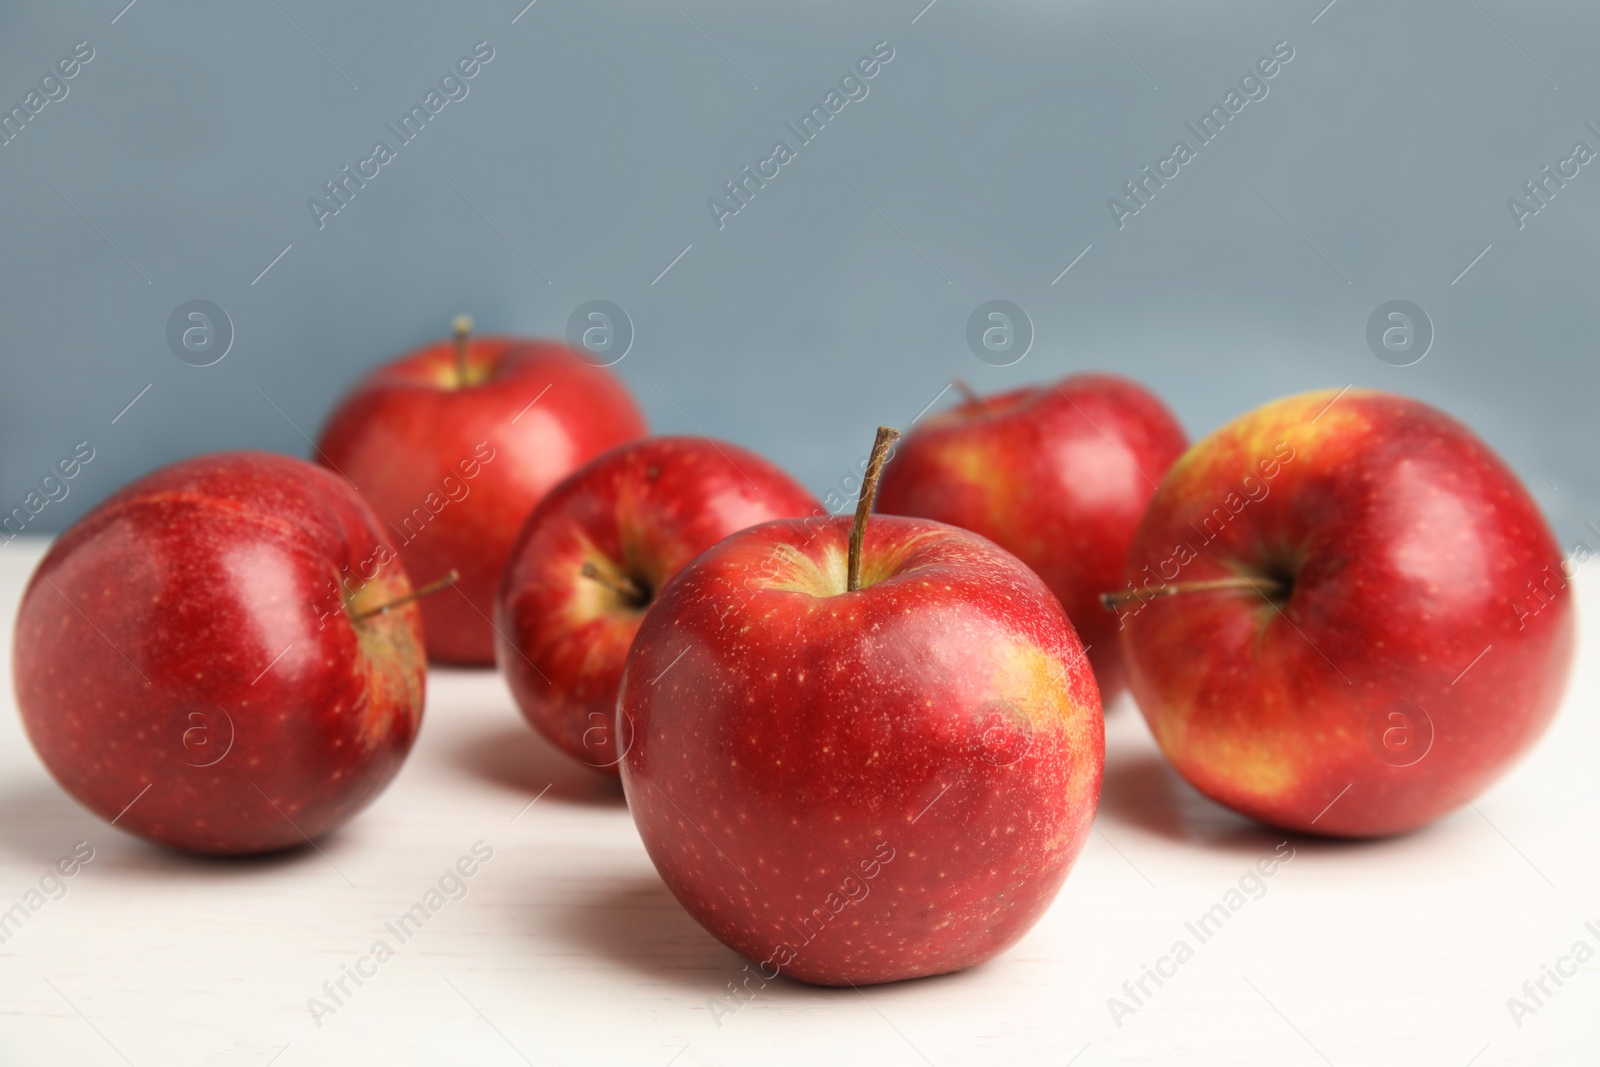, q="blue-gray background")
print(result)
[3,0,1596,545]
